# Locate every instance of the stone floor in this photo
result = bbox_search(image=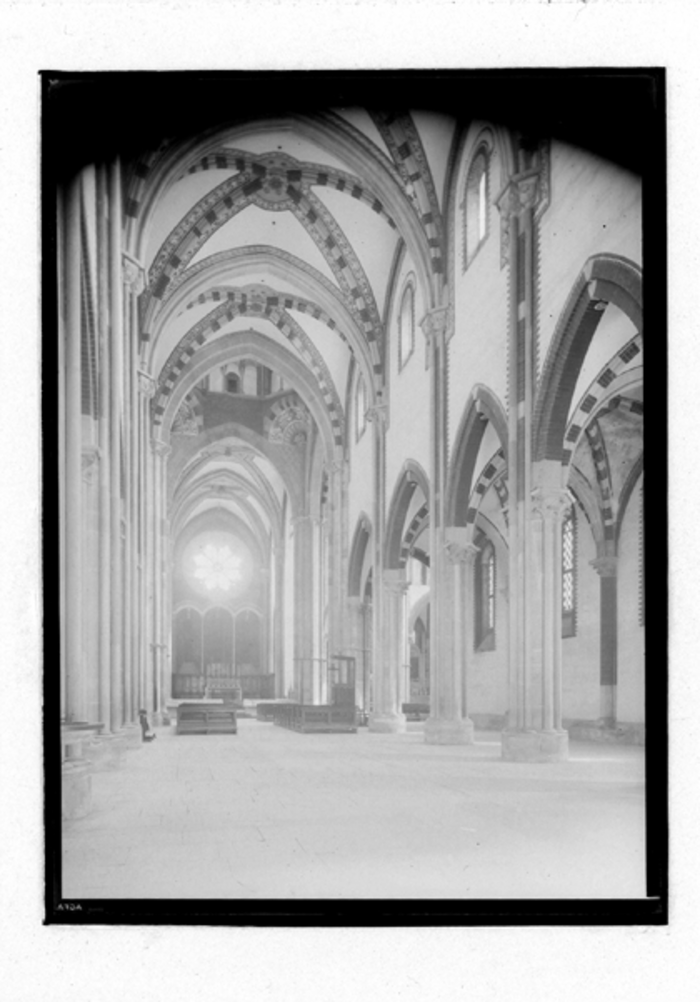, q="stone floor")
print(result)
[62,719,647,900]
